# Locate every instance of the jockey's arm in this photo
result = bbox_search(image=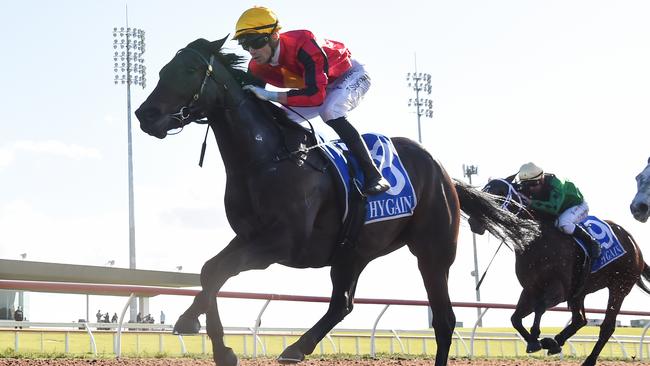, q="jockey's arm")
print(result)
[529,177,566,215]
